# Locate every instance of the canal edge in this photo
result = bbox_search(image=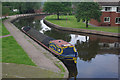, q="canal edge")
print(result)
[43,19,120,38]
[3,14,69,78]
